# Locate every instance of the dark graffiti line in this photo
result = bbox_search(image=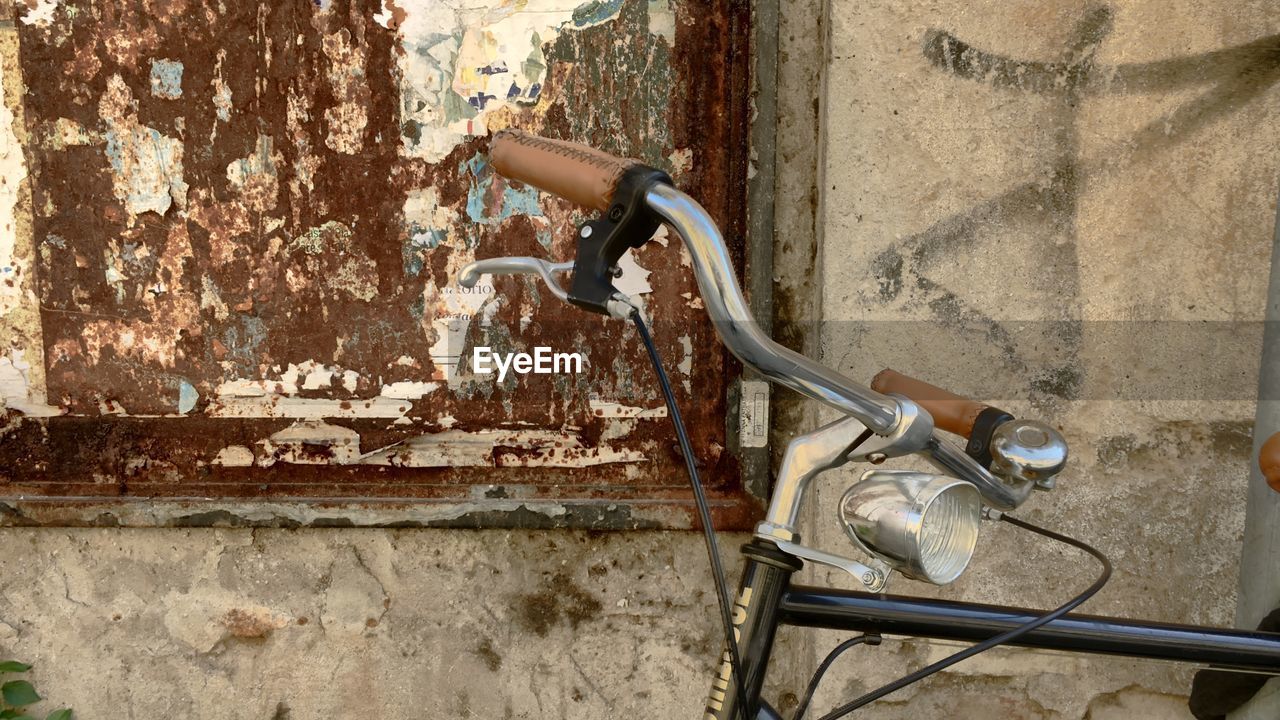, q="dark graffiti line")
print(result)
[875,9,1280,405]
[924,27,1280,96]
